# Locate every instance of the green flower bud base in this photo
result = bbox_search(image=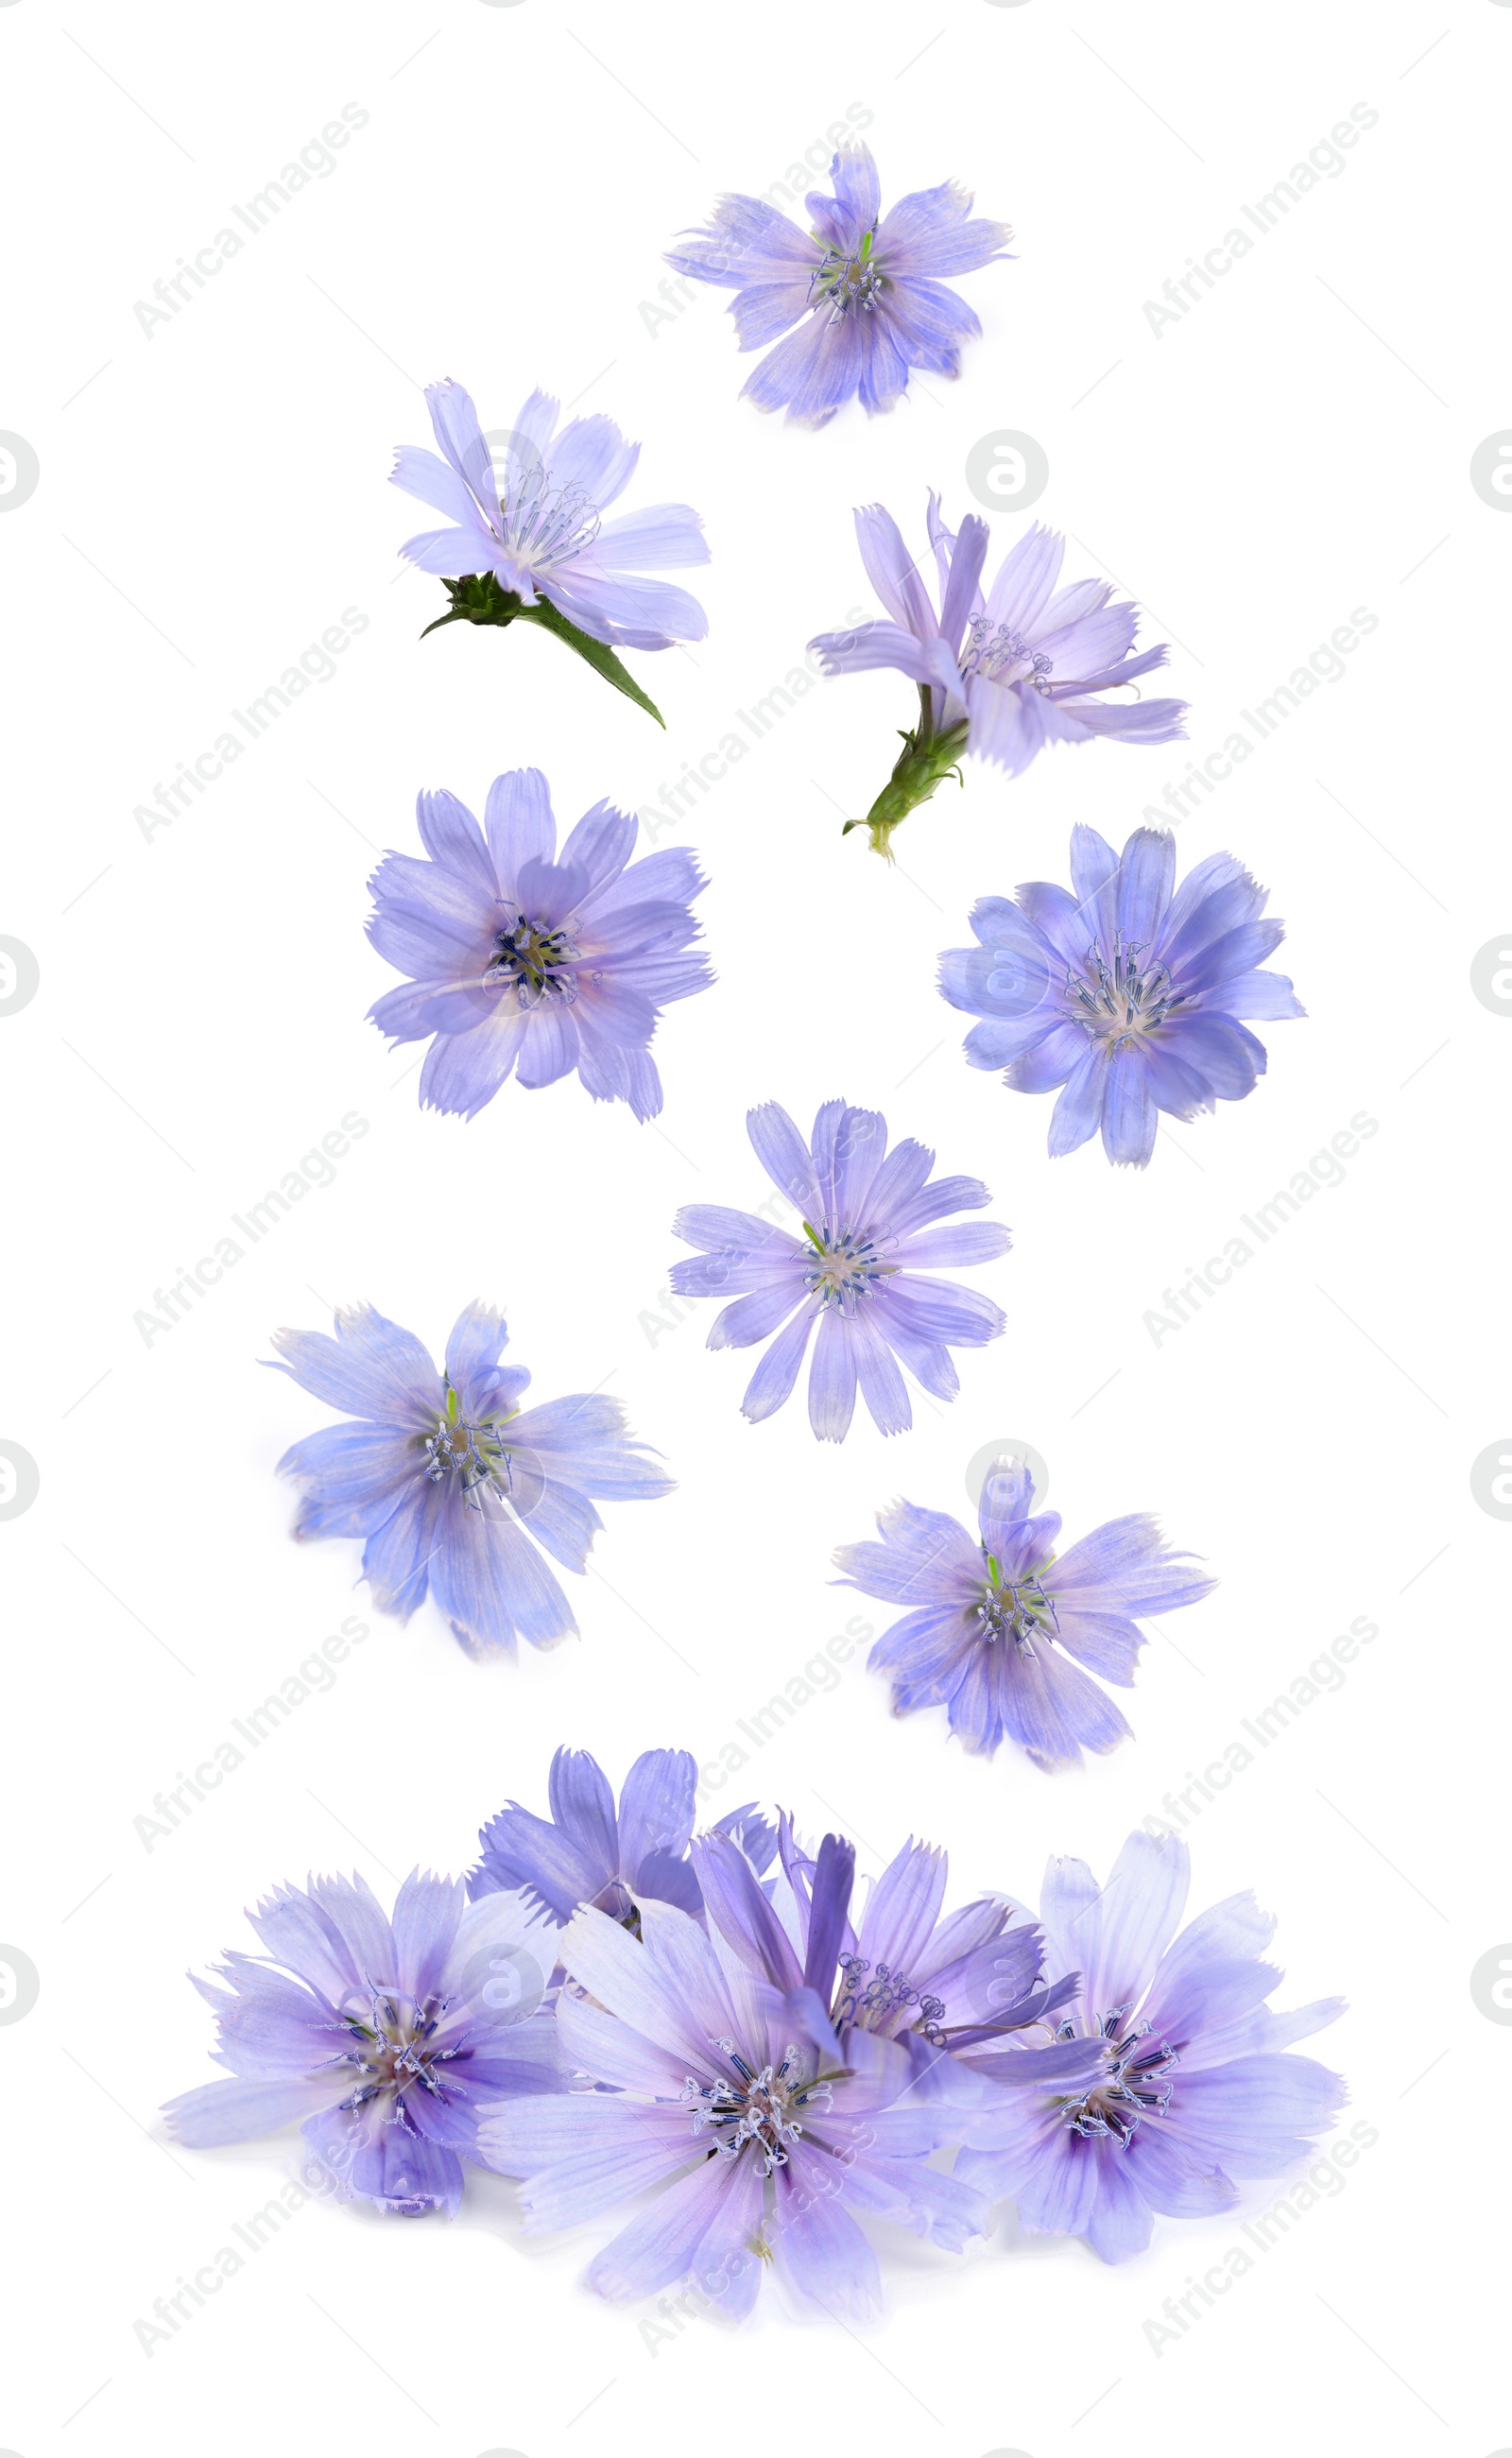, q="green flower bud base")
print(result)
[844,686,971,857]
[421,572,665,728]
